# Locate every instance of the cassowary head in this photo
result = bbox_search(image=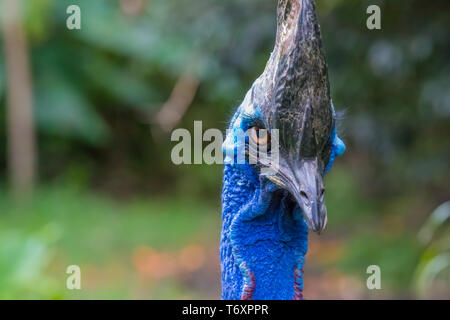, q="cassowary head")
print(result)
[223,0,345,233]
